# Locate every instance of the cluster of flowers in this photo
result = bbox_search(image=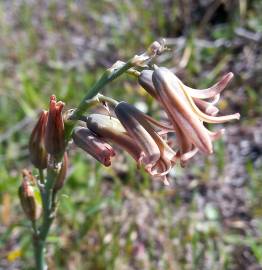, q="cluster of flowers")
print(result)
[20,44,240,218]
[73,66,240,185]
[19,95,68,221]
[17,41,240,270]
